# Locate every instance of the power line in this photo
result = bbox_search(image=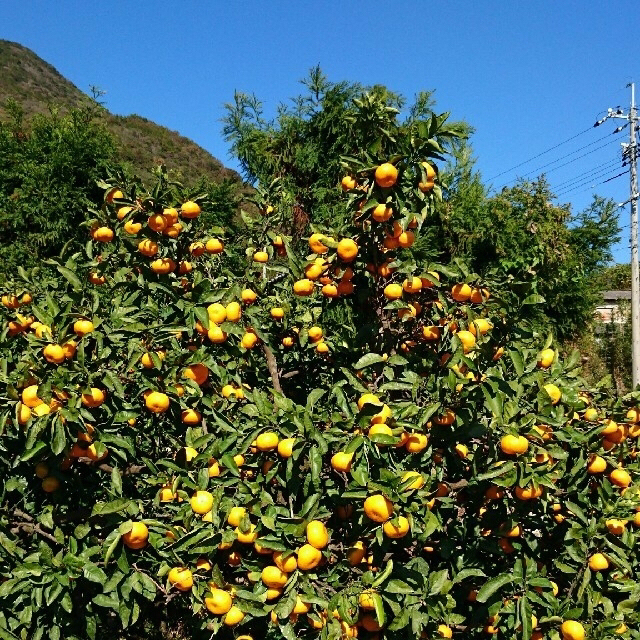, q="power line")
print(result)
[497,132,624,188]
[552,157,621,191]
[486,125,594,181]
[554,165,627,198]
[554,170,629,200]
